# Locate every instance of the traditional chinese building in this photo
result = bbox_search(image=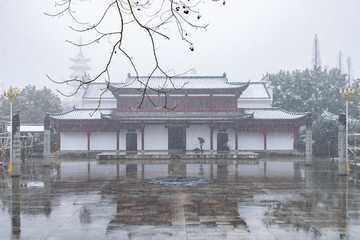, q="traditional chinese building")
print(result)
[49,74,308,153]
